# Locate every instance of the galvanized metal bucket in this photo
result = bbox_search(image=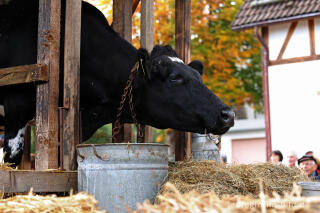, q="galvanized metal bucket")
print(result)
[298,182,320,196]
[77,143,168,213]
[191,133,220,161]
